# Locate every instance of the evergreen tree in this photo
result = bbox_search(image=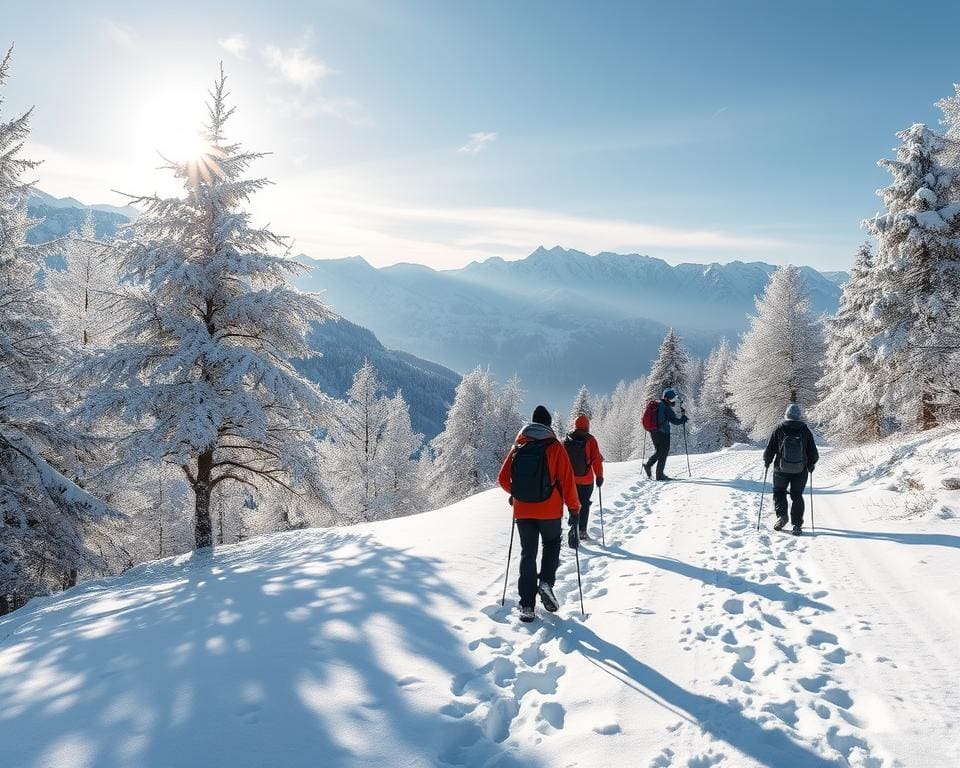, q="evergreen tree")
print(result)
[815,243,888,444]
[728,265,825,439]
[488,375,524,464]
[430,367,495,505]
[379,391,427,518]
[45,212,121,350]
[860,120,960,430]
[80,69,332,549]
[569,385,593,424]
[324,360,389,521]
[552,411,567,440]
[645,328,690,403]
[597,379,642,461]
[0,47,109,611]
[695,339,747,451]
